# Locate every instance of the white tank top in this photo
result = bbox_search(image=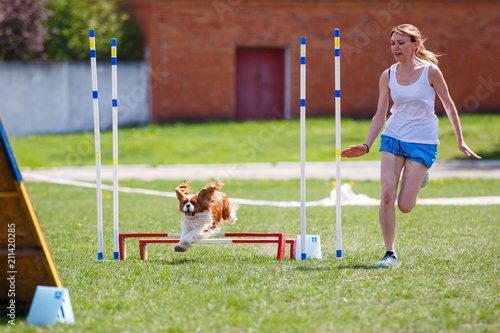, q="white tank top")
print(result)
[382,61,439,145]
